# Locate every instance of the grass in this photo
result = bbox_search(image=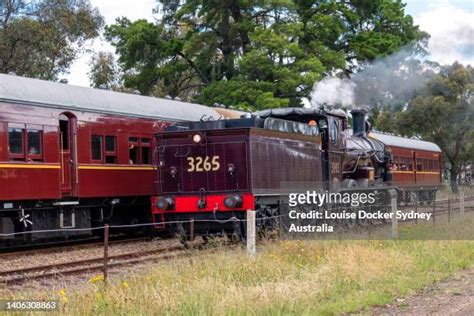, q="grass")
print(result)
[437,183,473,199]
[3,217,474,315]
